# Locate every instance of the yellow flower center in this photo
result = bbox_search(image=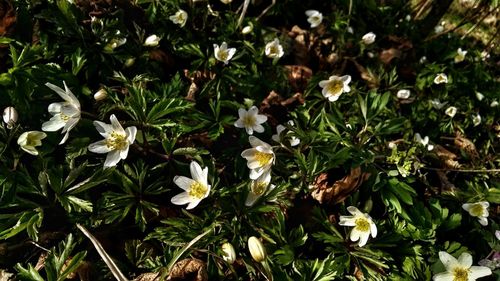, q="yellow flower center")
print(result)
[218,50,228,61]
[269,45,278,55]
[469,204,484,217]
[188,181,208,199]
[354,217,370,232]
[326,80,344,96]
[254,151,273,166]
[452,267,469,281]
[106,132,127,150]
[252,181,268,195]
[243,114,256,126]
[26,134,40,147]
[60,113,70,122]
